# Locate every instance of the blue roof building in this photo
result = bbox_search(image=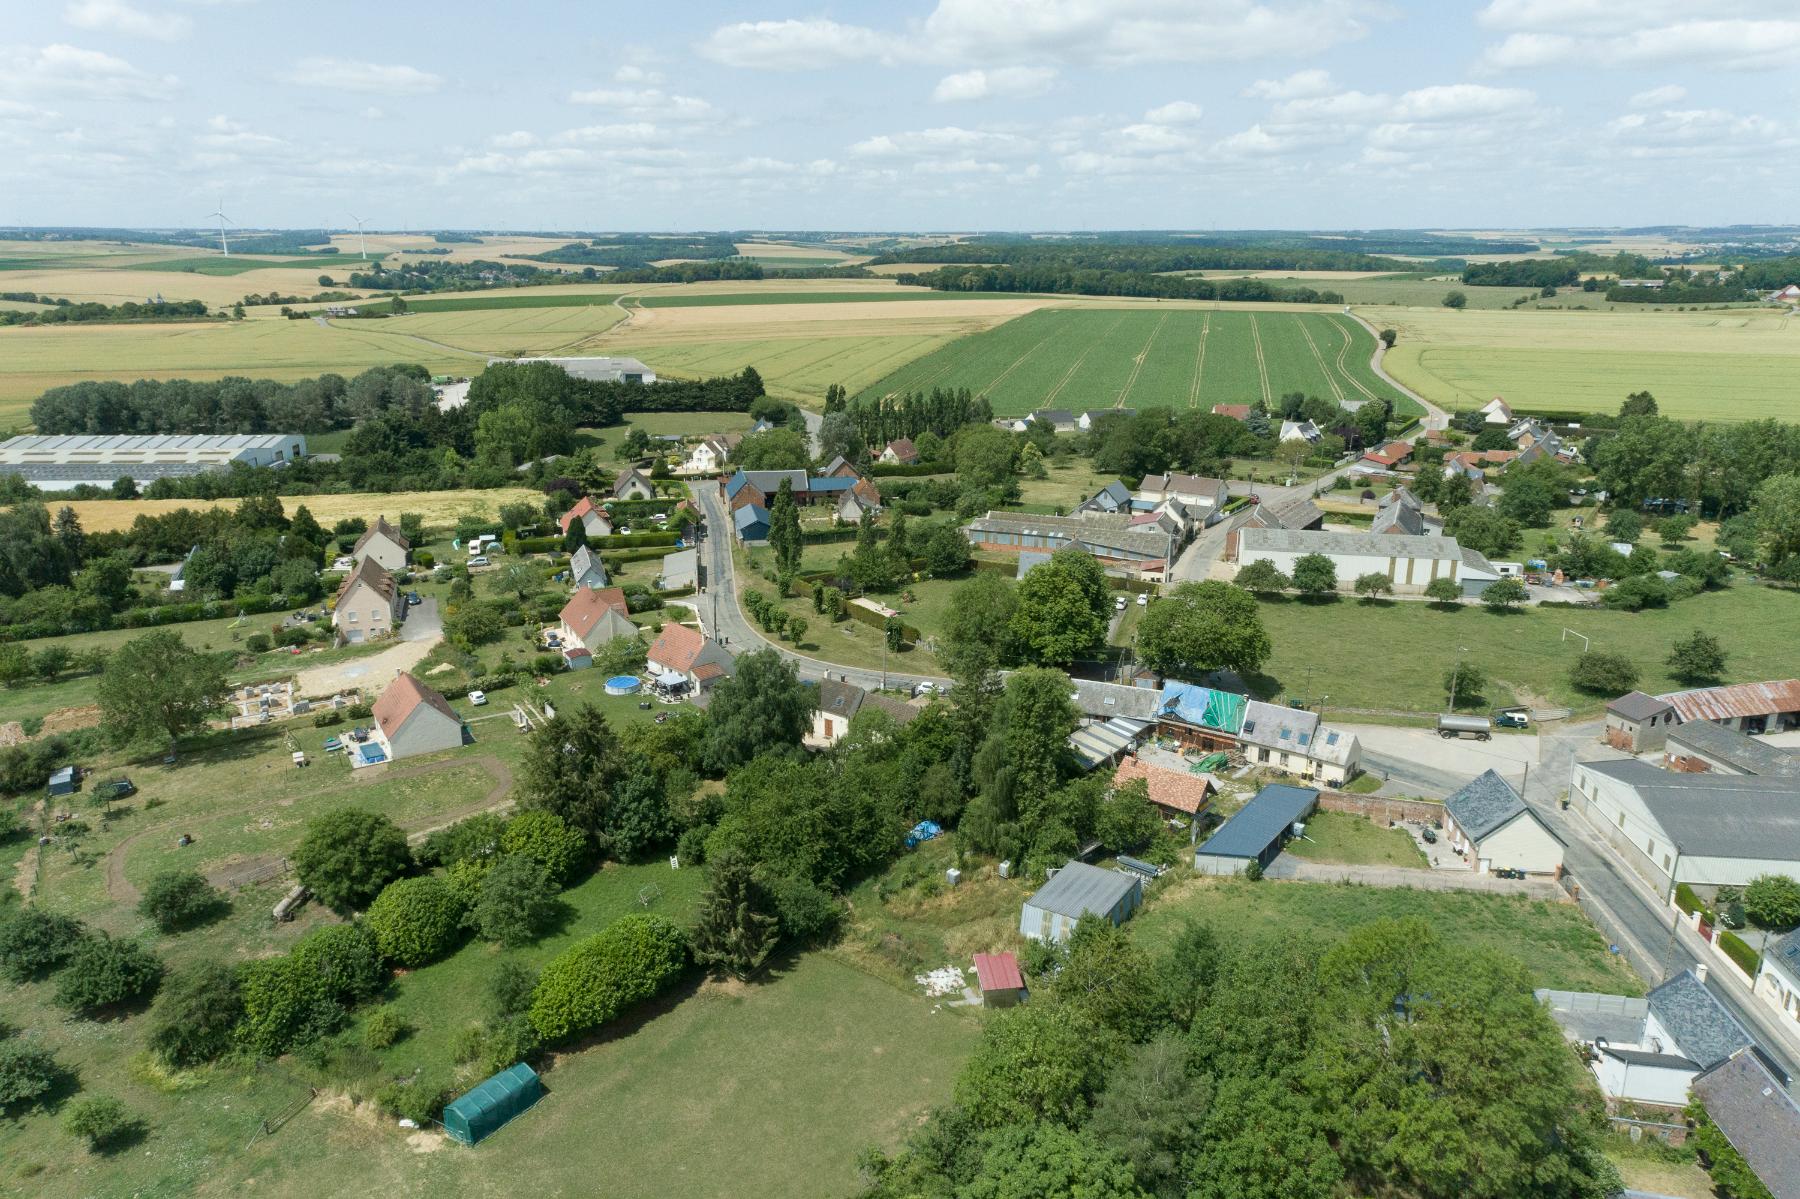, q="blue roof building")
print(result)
[1194,783,1319,875]
[733,504,771,542]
